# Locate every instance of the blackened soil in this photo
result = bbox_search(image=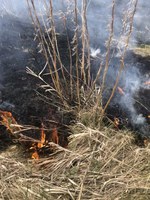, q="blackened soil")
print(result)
[106,51,150,137]
[0,15,71,149]
[0,14,149,150]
